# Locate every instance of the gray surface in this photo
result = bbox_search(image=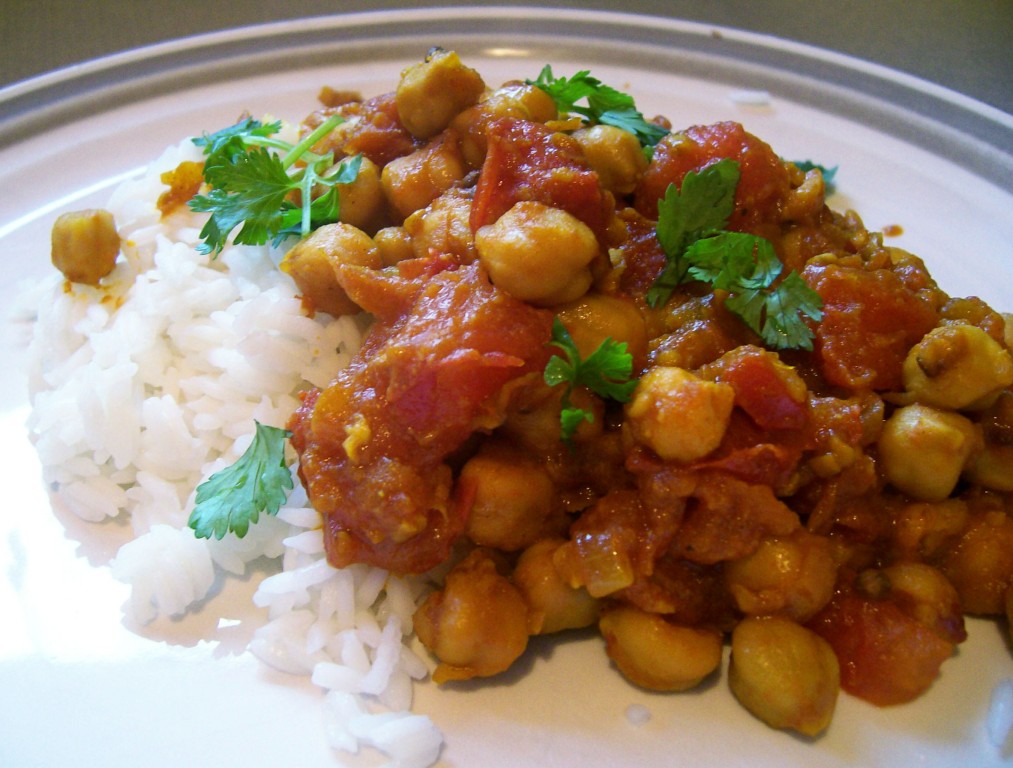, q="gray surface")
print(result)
[2,0,1011,115]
